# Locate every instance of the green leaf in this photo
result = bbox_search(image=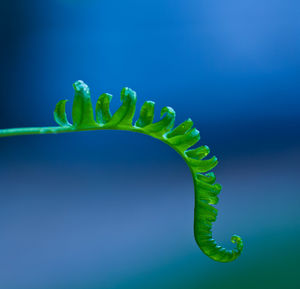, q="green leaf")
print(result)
[96,93,113,125]
[195,200,217,222]
[185,145,210,160]
[135,101,155,128]
[72,80,97,128]
[166,118,193,138]
[188,156,218,172]
[195,172,216,184]
[195,179,222,205]
[53,99,71,127]
[196,191,219,205]
[108,87,137,127]
[167,127,200,151]
[143,106,175,135]
[195,179,222,194]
